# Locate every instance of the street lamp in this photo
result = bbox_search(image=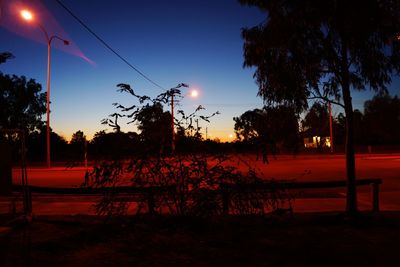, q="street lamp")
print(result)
[169,84,198,153]
[20,9,69,168]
